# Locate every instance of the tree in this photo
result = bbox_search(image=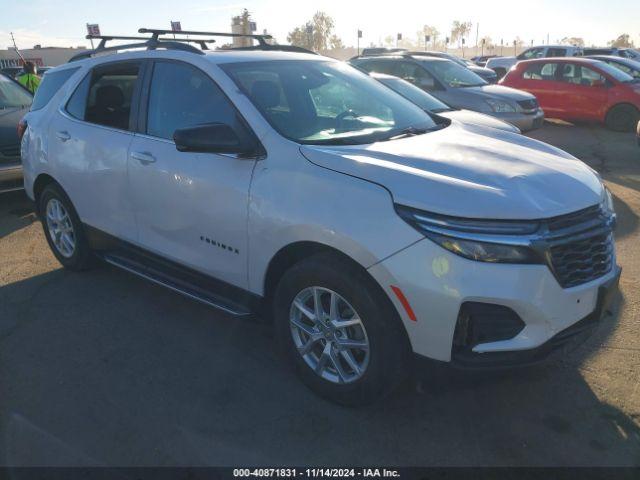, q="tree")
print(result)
[608,34,635,48]
[418,25,440,49]
[450,20,472,47]
[561,36,585,47]
[287,11,344,52]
